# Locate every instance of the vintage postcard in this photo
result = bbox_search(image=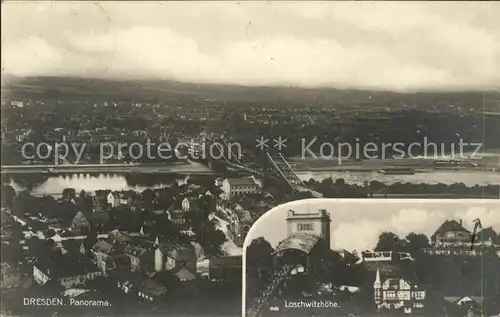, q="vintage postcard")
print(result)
[1,2,499,317]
